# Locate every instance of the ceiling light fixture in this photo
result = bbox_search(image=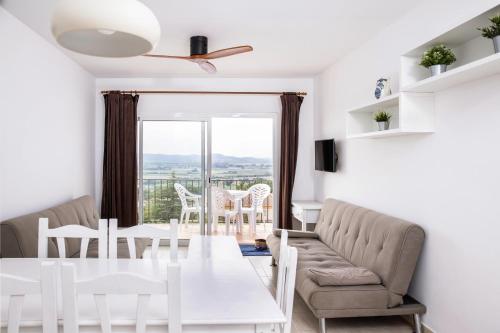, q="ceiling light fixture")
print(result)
[51,0,161,57]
